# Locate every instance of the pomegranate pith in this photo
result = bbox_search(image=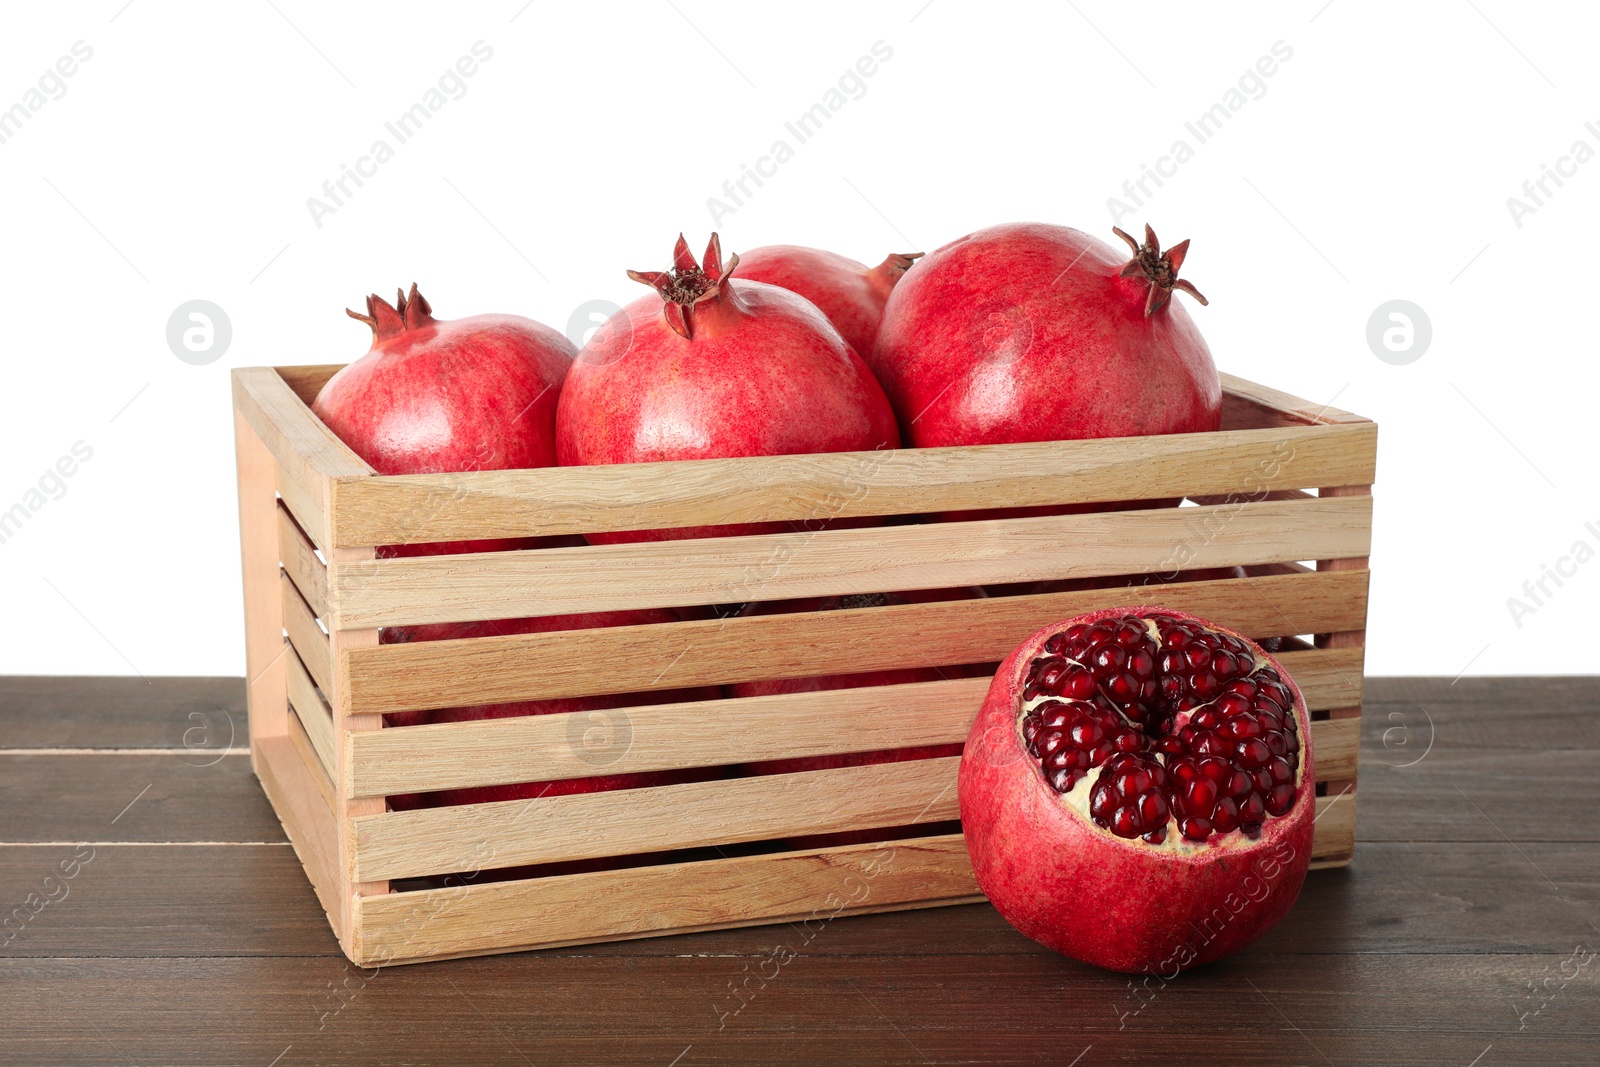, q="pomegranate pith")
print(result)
[960,608,1314,974]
